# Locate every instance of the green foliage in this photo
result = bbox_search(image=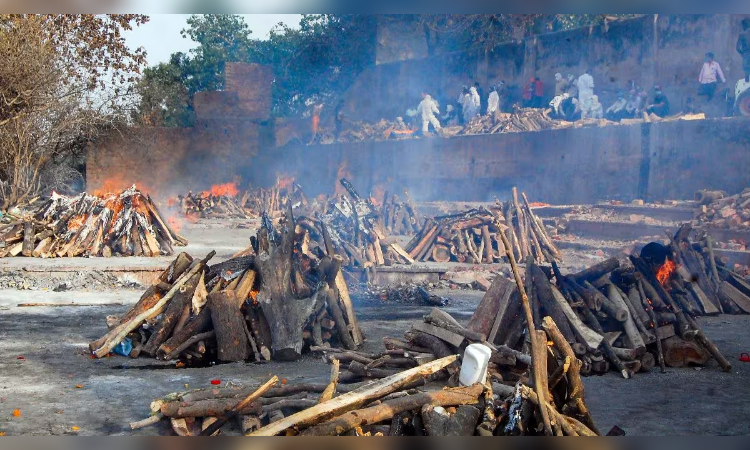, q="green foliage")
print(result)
[135,14,375,126]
